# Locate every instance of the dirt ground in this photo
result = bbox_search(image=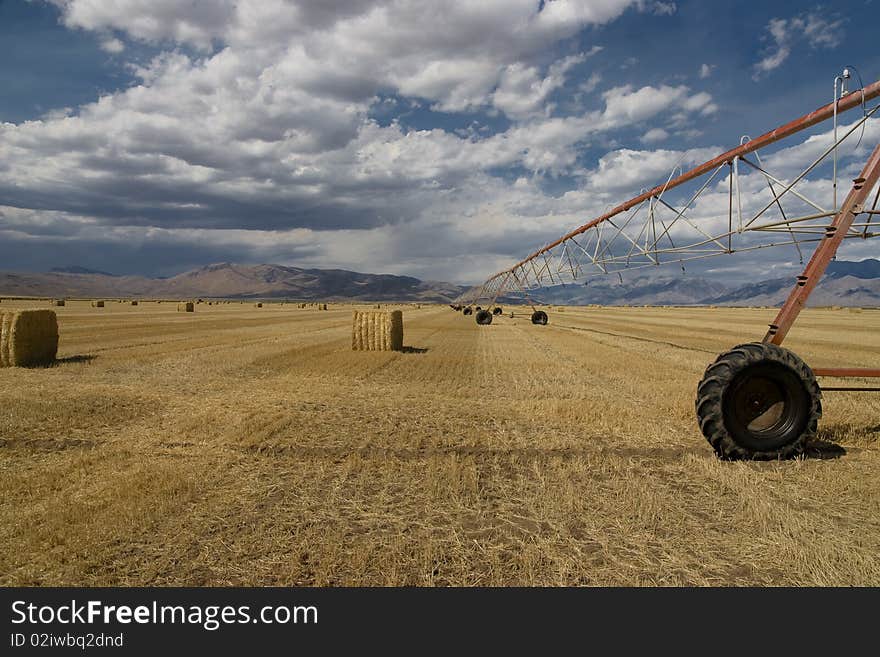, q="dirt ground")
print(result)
[1,299,878,585]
